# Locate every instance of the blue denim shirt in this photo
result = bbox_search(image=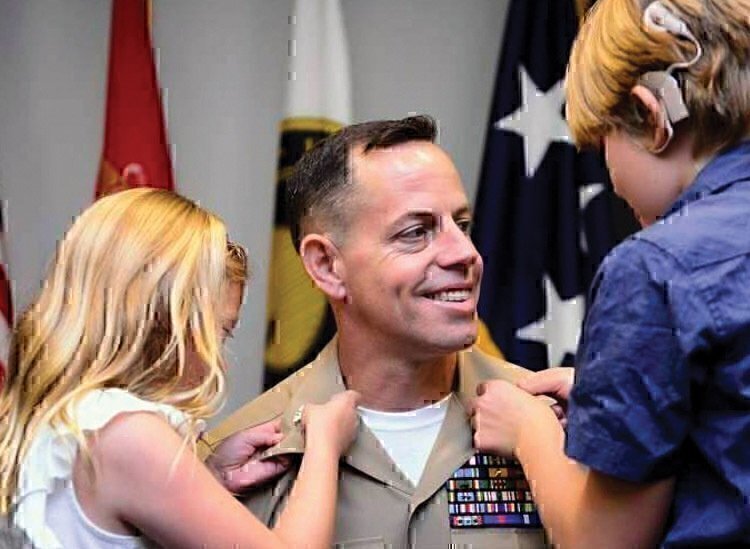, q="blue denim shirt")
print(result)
[567,142,750,546]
